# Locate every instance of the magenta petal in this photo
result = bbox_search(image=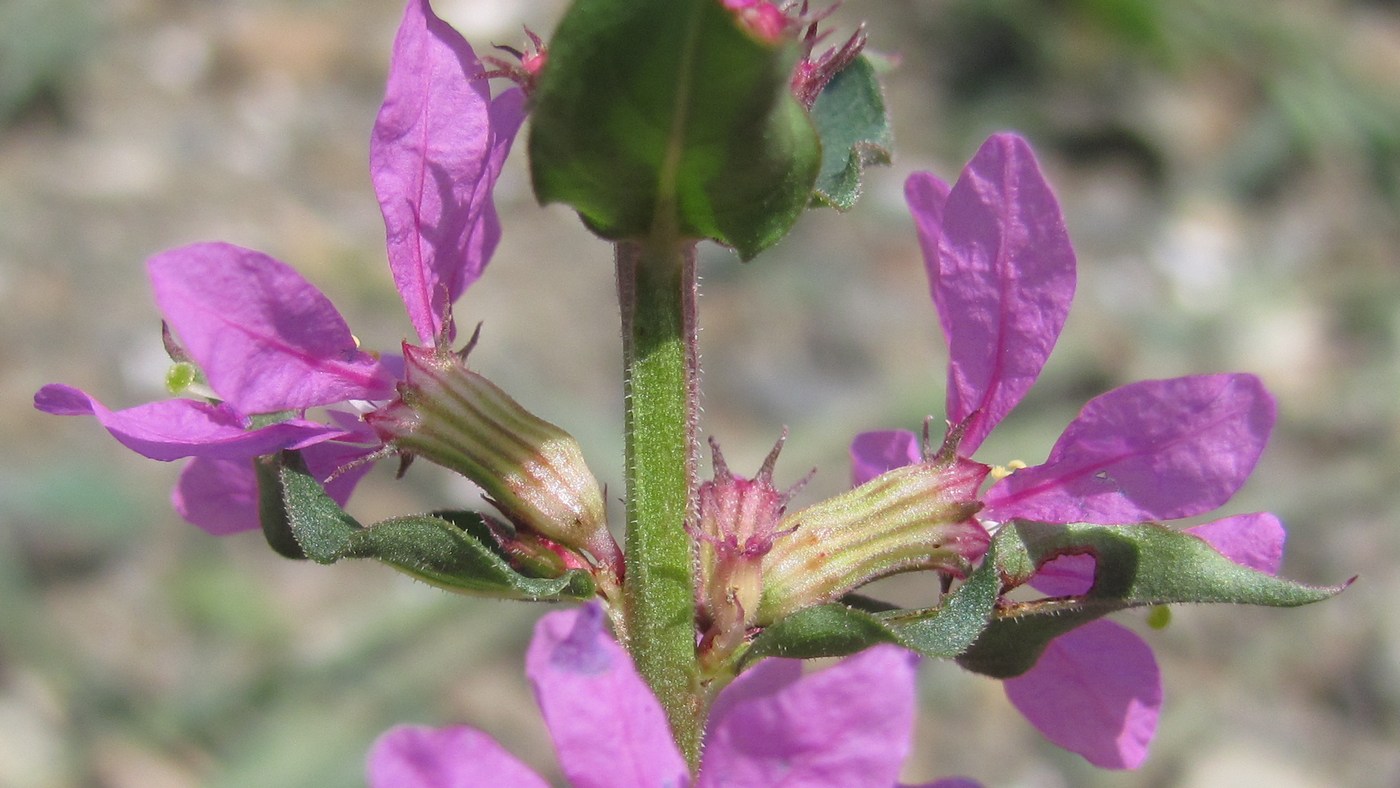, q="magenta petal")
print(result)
[35,384,342,461]
[905,171,954,340]
[173,457,260,535]
[850,429,923,486]
[983,374,1276,525]
[1004,620,1161,769]
[699,645,918,787]
[525,605,687,788]
[371,0,526,345]
[34,383,102,416]
[936,134,1076,454]
[1029,553,1096,596]
[149,243,393,413]
[1188,512,1285,575]
[454,87,526,299]
[367,724,546,788]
